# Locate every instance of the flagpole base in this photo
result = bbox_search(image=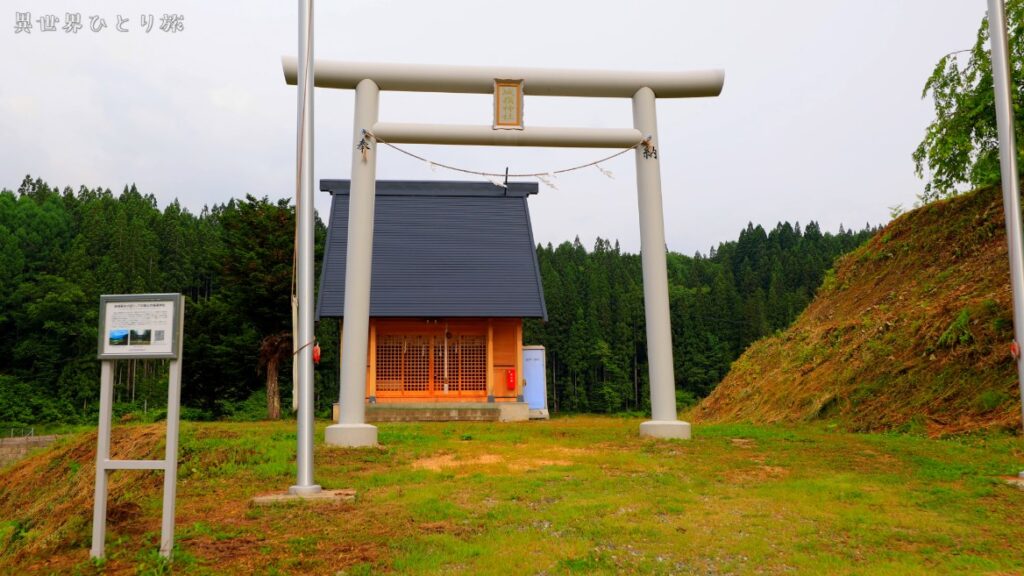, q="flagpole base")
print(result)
[288,484,322,496]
